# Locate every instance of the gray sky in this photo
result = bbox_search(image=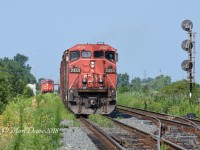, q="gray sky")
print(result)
[0,0,200,83]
